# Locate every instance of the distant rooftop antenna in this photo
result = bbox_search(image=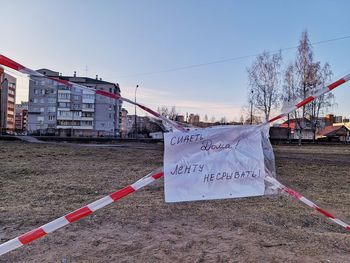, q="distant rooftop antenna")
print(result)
[74,71,76,77]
